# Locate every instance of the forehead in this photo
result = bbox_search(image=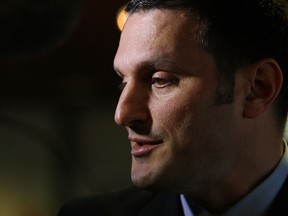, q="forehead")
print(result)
[114,9,209,75]
[125,9,196,36]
